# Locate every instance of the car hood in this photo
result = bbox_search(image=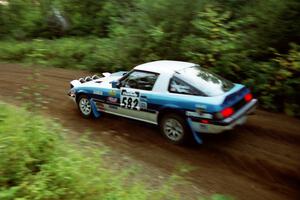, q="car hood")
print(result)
[70,71,126,89]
